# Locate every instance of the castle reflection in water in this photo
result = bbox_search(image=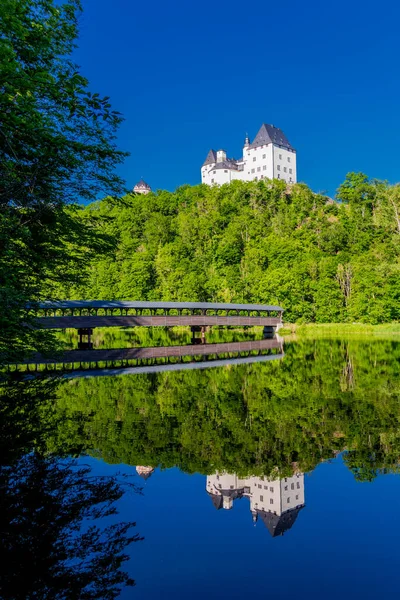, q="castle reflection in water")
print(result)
[136,466,305,537]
